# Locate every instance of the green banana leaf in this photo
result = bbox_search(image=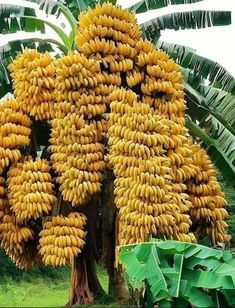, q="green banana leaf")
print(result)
[158,41,235,93]
[0,5,45,34]
[141,10,231,42]
[128,0,205,14]
[119,240,235,307]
